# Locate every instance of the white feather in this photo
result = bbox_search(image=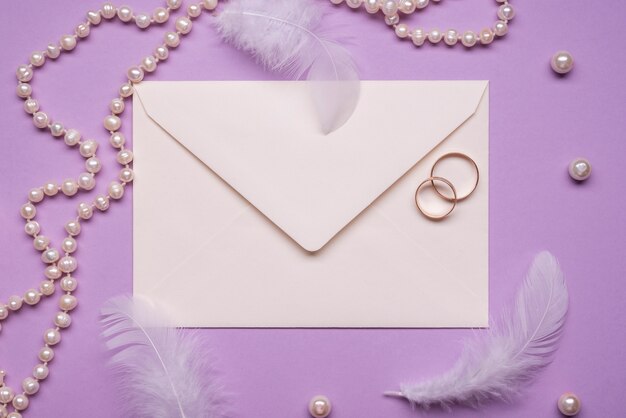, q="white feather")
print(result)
[386,251,568,409]
[213,0,360,134]
[101,296,224,418]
